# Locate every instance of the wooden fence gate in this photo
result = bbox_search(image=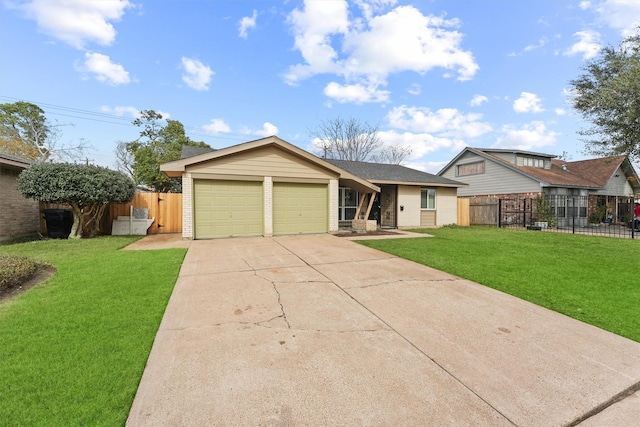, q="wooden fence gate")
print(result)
[109,193,182,234]
[41,192,182,235]
[468,197,498,225]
